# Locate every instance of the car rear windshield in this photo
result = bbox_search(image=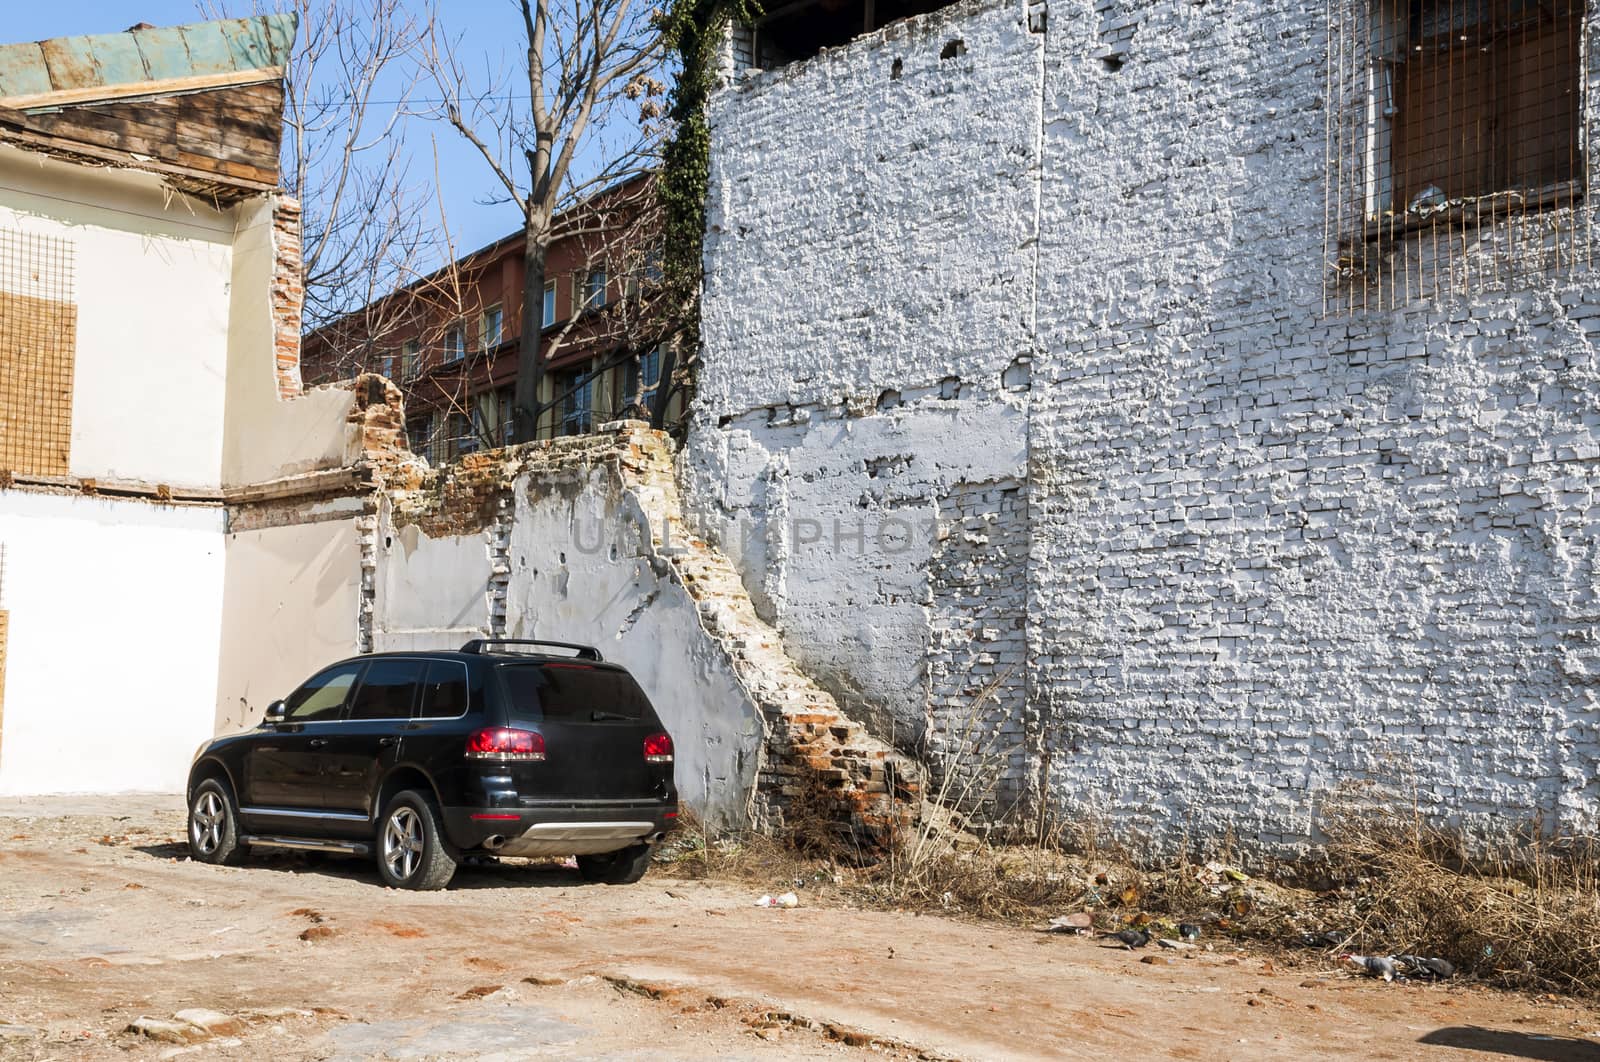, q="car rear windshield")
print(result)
[496,663,654,726]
